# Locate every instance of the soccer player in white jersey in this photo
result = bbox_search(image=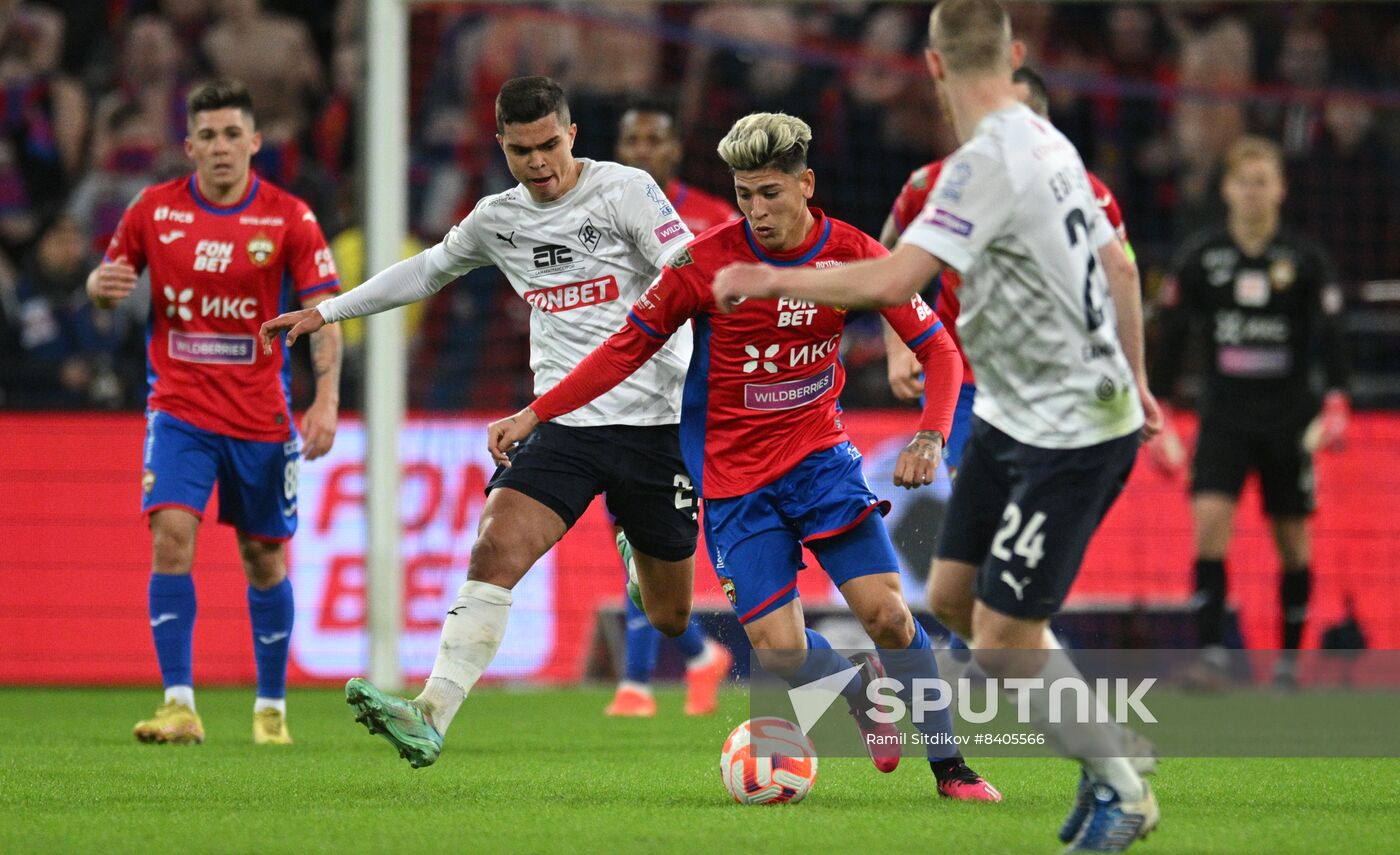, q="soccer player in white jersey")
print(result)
[714,2,1163,850]
[260,76,703,768]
